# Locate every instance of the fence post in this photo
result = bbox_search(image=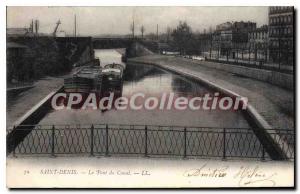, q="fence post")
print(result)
[105,124,109,156]
[51,125,55,157]
[184,127,187,158]
[223,128,226,160]
[90,124,94,156]
[12,126,16,157]
[145,125,148,157]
